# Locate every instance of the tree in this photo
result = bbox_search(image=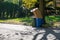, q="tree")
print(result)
[22,0,37,9]
[0,0,4,2]
[39,0,46,23]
